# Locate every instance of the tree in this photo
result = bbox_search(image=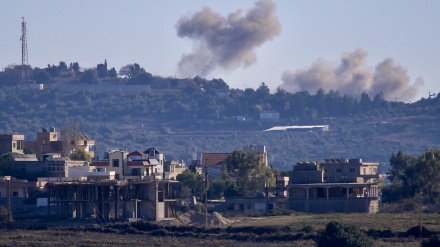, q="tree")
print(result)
[422,234,440,247]
[316,221,373,247]
[388,151,415,185]
[407,149,440,204]
[96,63,108,78]
[108,67,117,78]
[45,64,60,77]
[128,71,153,85]
[69,62,80,74]
[385,149,440,204]
[224,150,275,196]
[32,69,51,84]
[81,69,101,84]
[58,61,68,71]
[70,147,91,162]
[176,169,204,199]
[119,63,145,79]
[0,206,12,222]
